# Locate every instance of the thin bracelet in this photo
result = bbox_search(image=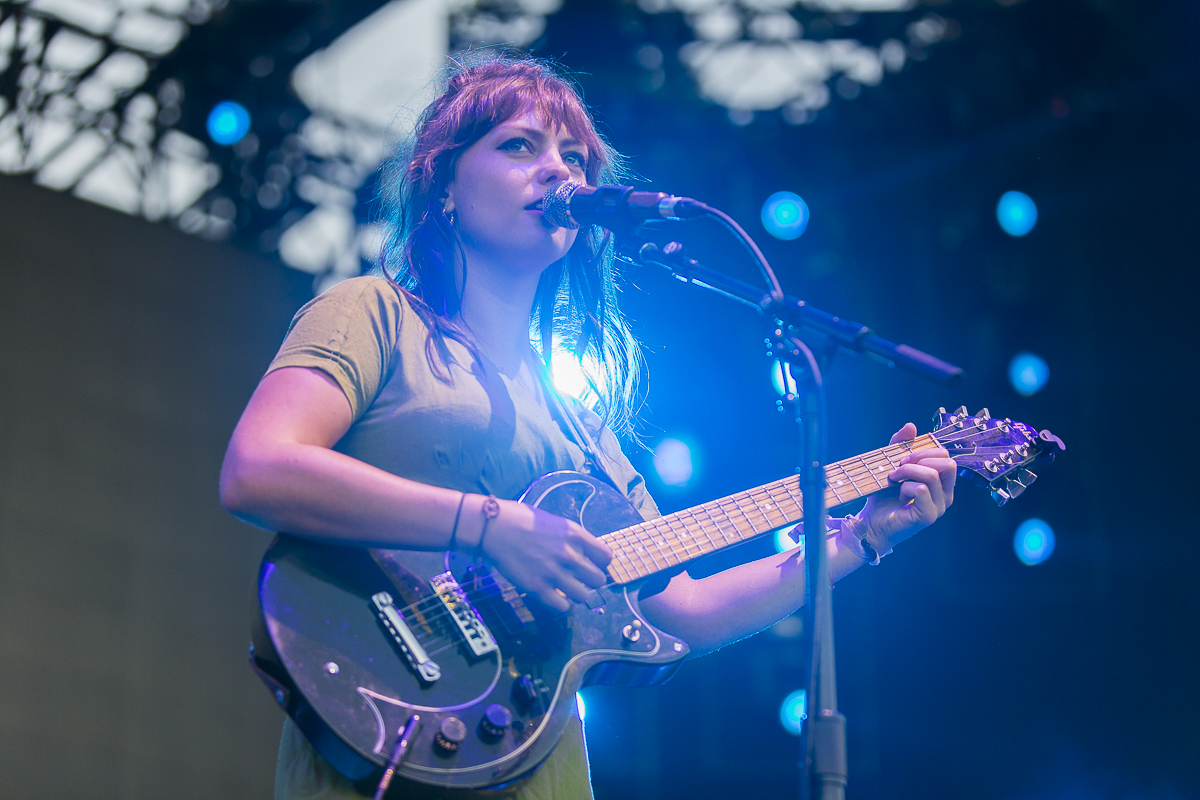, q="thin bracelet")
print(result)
[859,537,880,566]
[448,492,468,551]
[477,496,501,557]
